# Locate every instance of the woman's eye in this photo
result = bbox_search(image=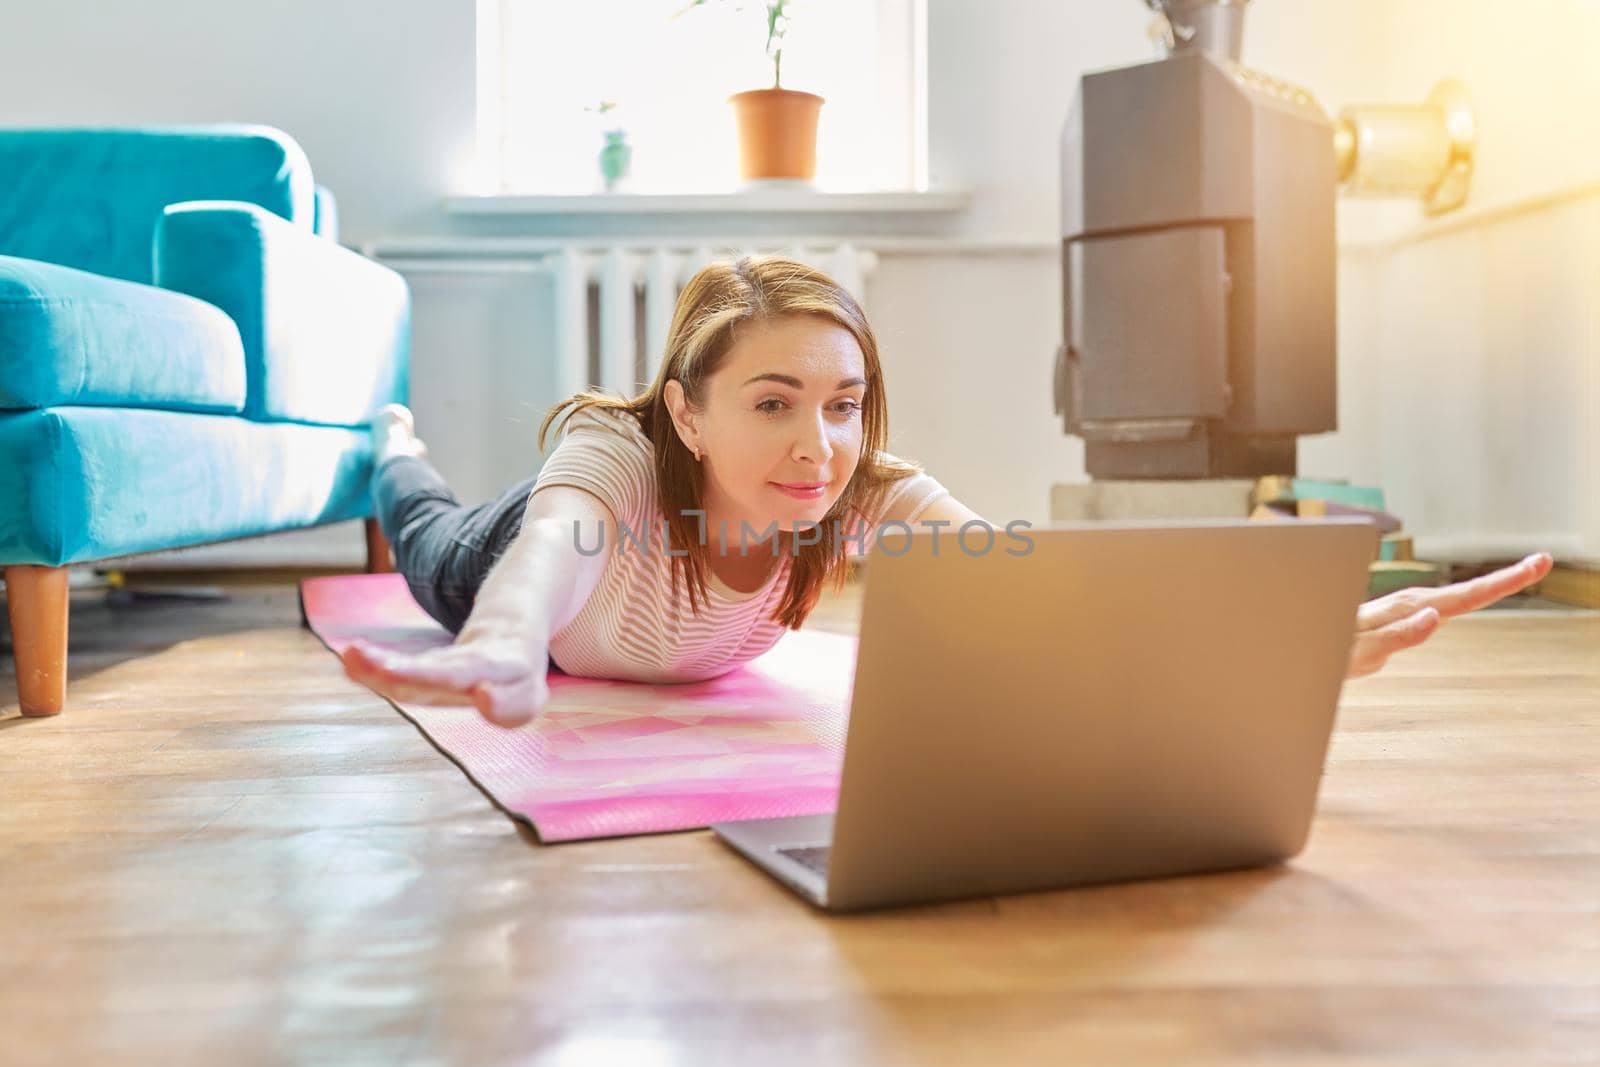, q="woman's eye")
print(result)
[756,398,861,416]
